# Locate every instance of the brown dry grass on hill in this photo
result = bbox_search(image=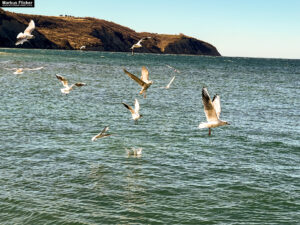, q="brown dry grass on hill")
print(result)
[0,9,220,55]
[3,10,187,50]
